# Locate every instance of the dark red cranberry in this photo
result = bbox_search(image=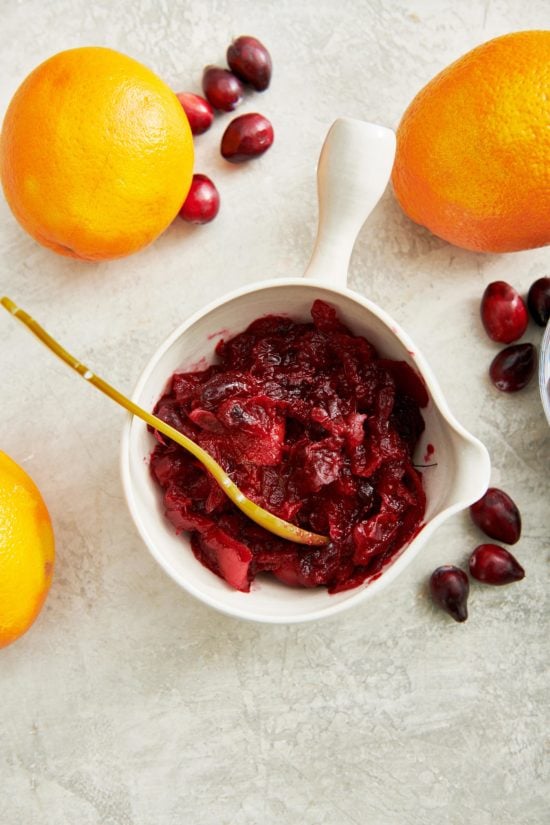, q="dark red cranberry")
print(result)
[429,566,469,622]
[227,35,272,91]
[176,92,214,135]
[202,66,244,111]
[469,544,525,585]
[489,343,535,392]
[470,487,521,544]
[480,281,529,343]
[527,277,550,326]
[221,113,274,162]
[179,174,220,224]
